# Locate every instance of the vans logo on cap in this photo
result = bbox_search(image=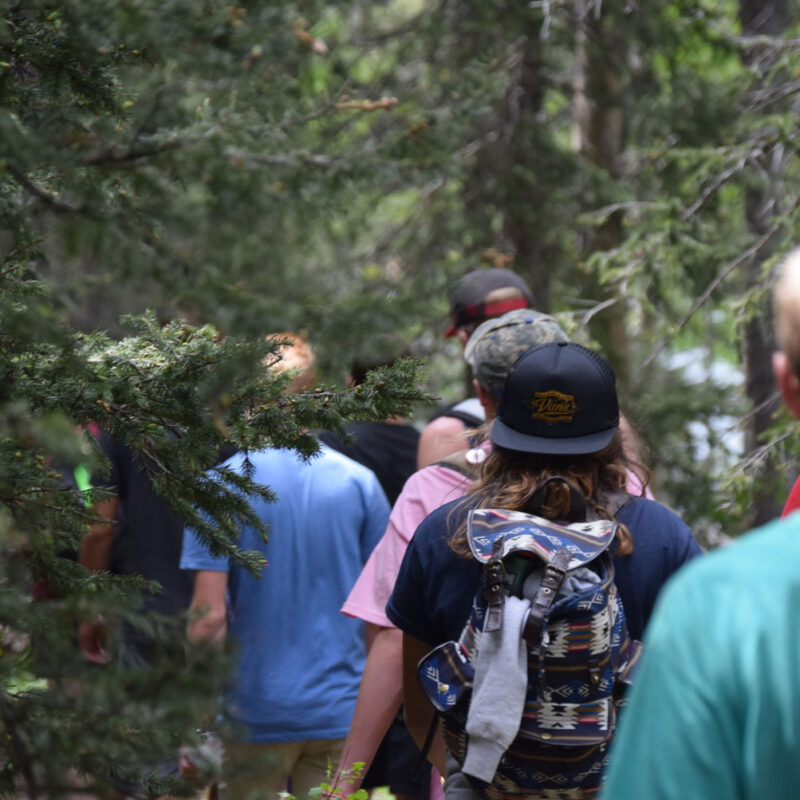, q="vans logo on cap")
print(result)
[529,391,578,424]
